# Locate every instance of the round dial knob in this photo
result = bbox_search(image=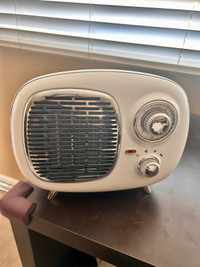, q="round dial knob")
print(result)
[138,157,160,178]
[134,100,177,142]
[145,112,172,135]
